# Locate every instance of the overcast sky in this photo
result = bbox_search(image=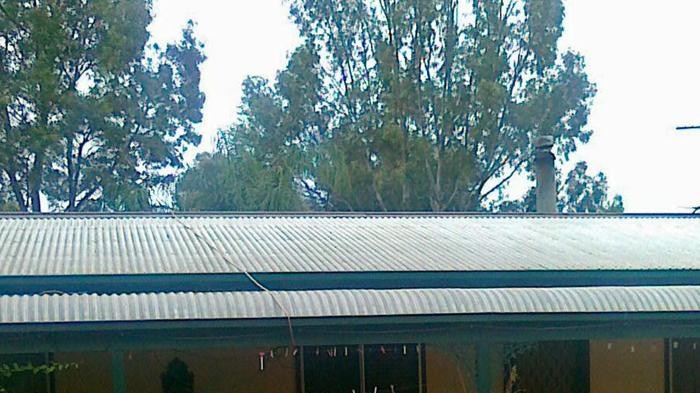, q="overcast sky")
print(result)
[149,0,700,213]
